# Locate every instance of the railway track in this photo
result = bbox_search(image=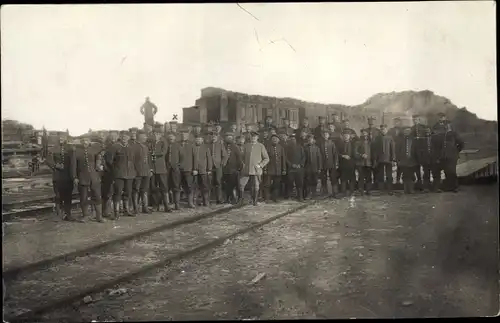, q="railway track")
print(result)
[4,198,319,323]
